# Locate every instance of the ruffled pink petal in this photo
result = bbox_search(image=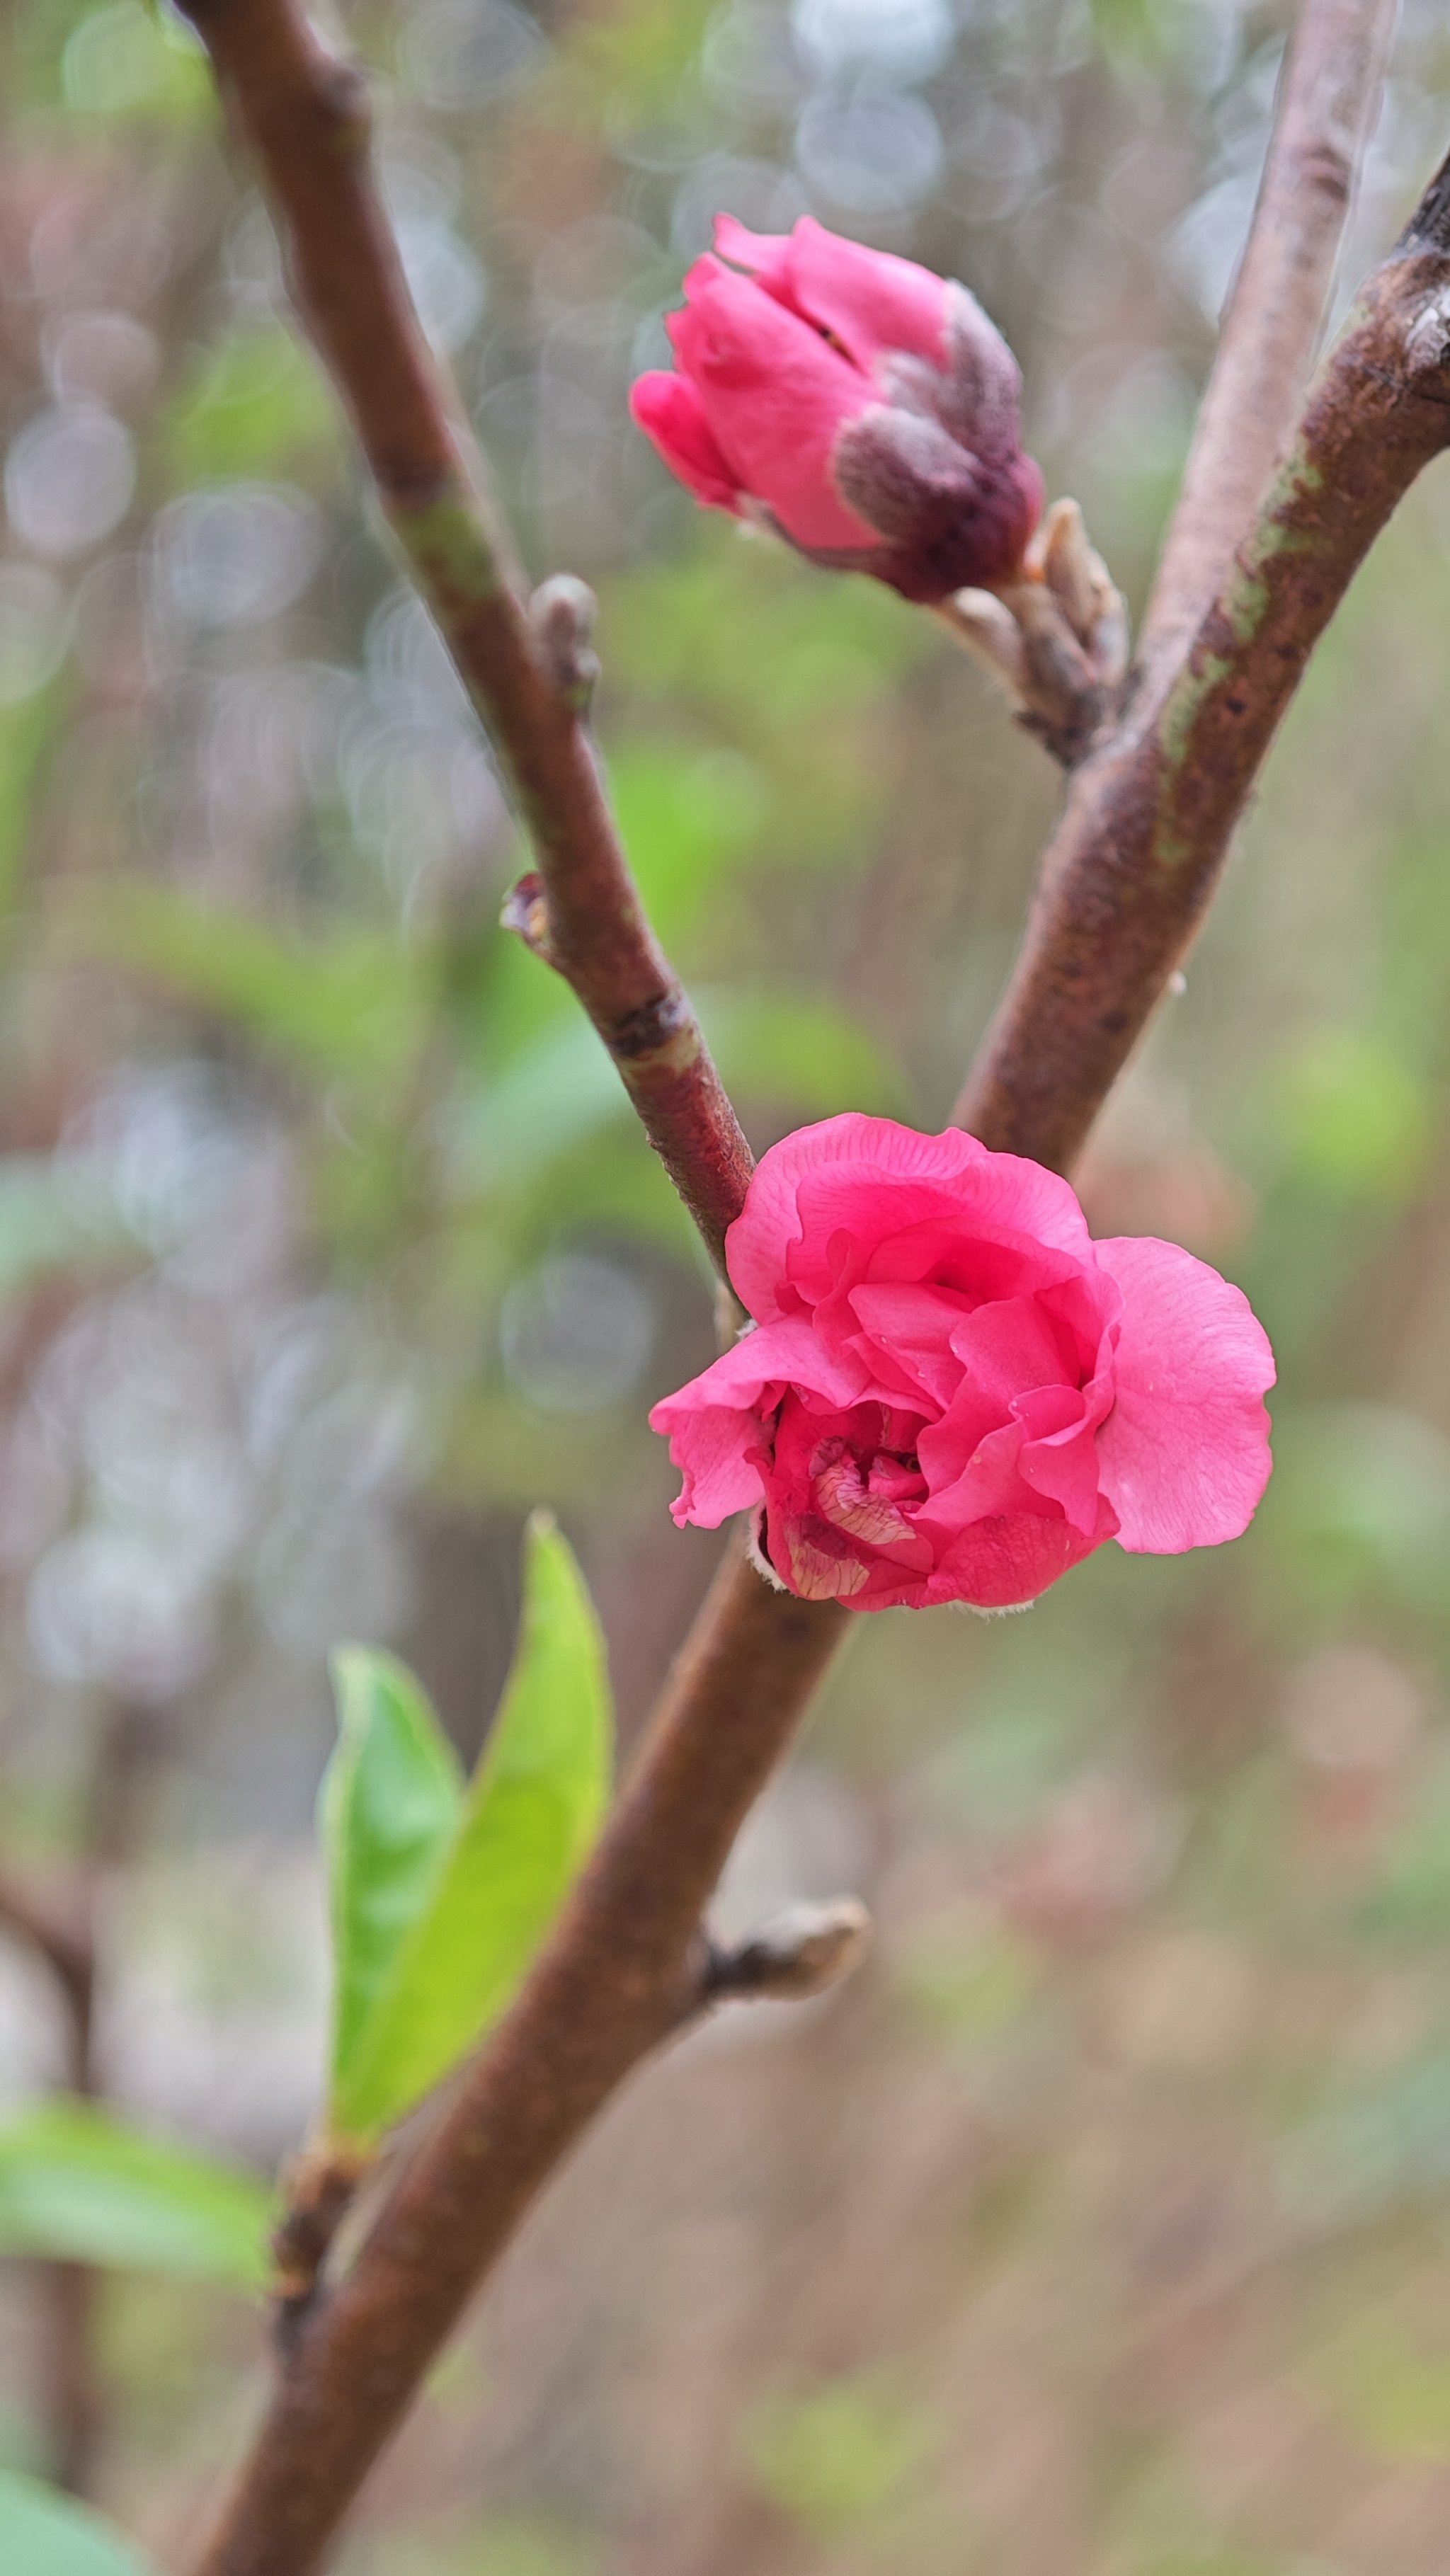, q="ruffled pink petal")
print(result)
[649,1319,877,1528]
[845,1280,974,1410]
[712,214,796,297]
[1092,1237,1275,1553]
[717,214,950,375]
[935,1499,1114,1609]
[1012,1380,1113,1537]
[727,1116,1095,1322]
[629,372,741,513]
[667,260,878,551]
[787,1171,1093,1317]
